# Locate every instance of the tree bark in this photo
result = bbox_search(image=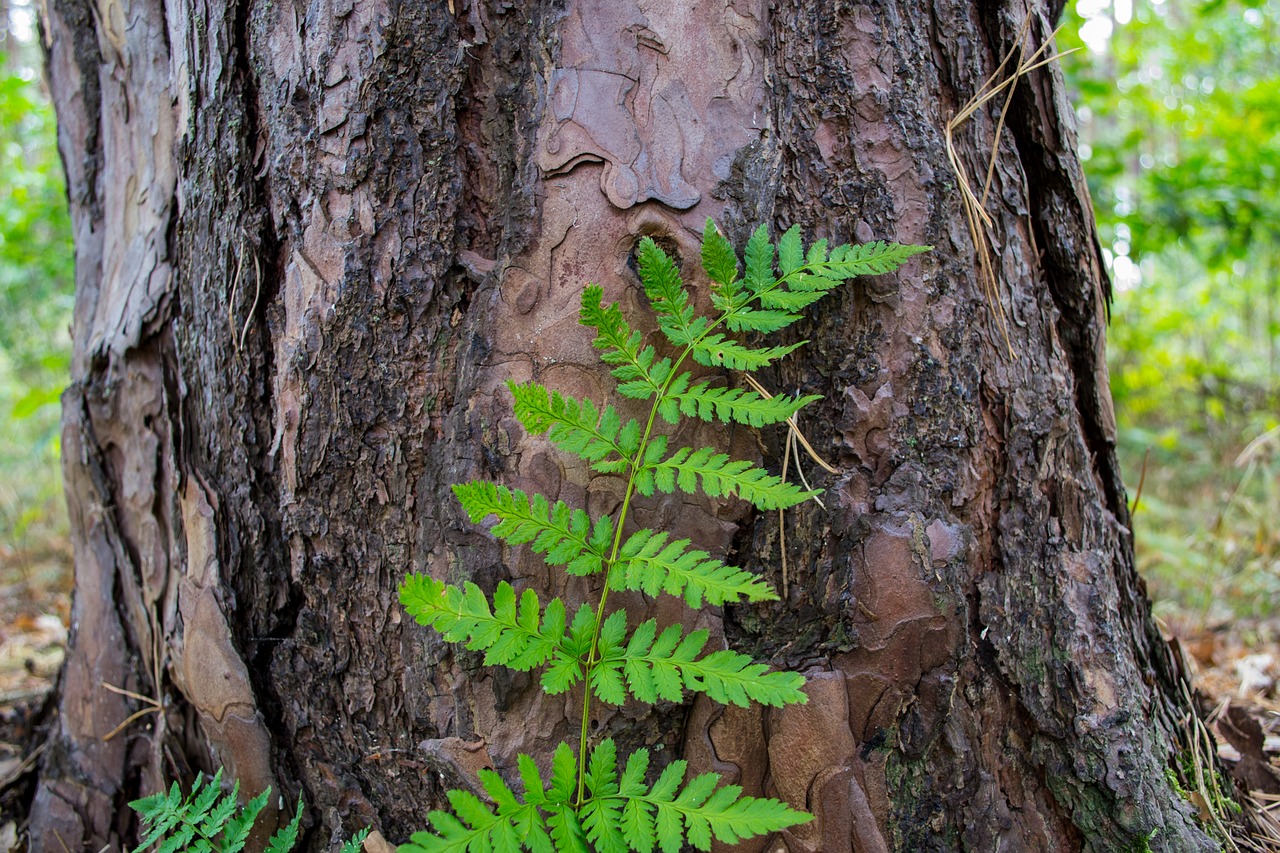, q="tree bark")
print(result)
[26,0,1216,850]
